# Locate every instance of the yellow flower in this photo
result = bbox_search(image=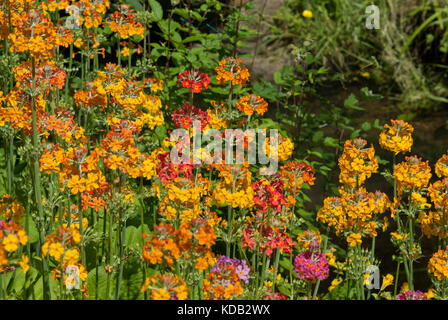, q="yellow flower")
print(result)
[346,233,362,247]
[63,248,80,265]
[379,120,413,155]
[264,281,273,289]
[428,249,448,281]
[328,278,343,291]
[48,242,65,261]
[152,288,170,300]
[19,255,30,273]
[400,282,409,293]
[302,10,313,18]
[426,288,435,299]
[363,273,370,286]
[121,47,130,57]
[381,274,394,291]
[74,38,84,48]
[17,230,28,246]
[410,192,431,209]
[2,233,19,252]
[390,232,408,240]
